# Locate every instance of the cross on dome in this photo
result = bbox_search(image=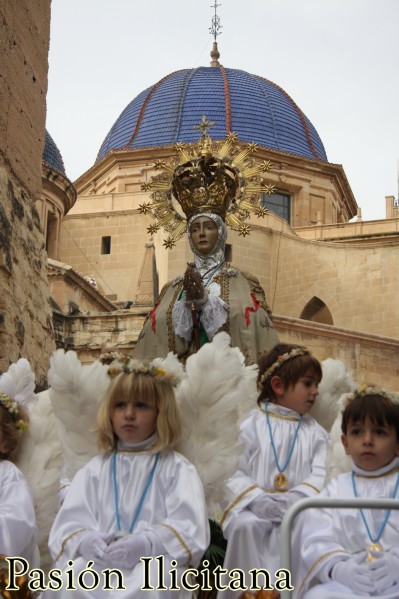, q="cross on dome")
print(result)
[209,1,222,67]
